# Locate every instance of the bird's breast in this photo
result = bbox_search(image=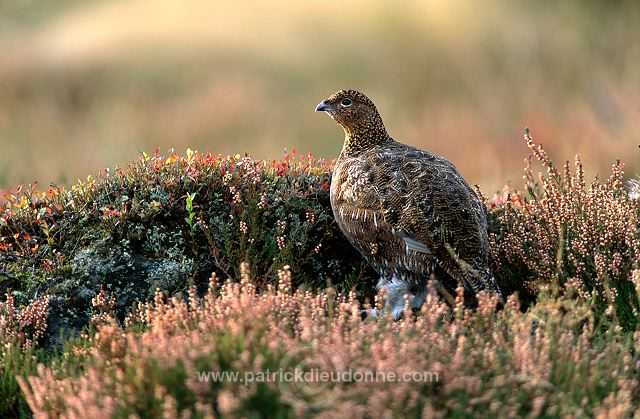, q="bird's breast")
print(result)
[330,158,439,283]
[330,159,380,241]
[330,158,373,205]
